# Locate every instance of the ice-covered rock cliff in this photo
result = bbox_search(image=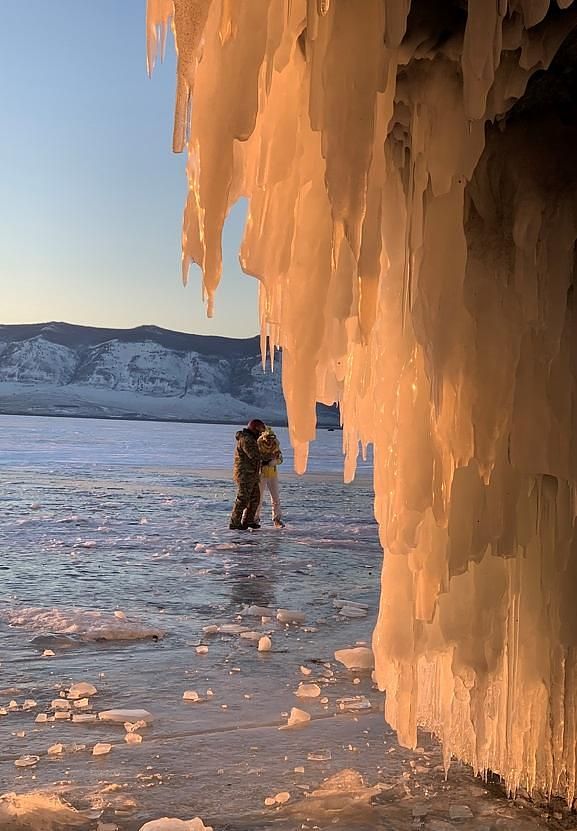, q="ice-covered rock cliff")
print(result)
[0,323,339,426]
